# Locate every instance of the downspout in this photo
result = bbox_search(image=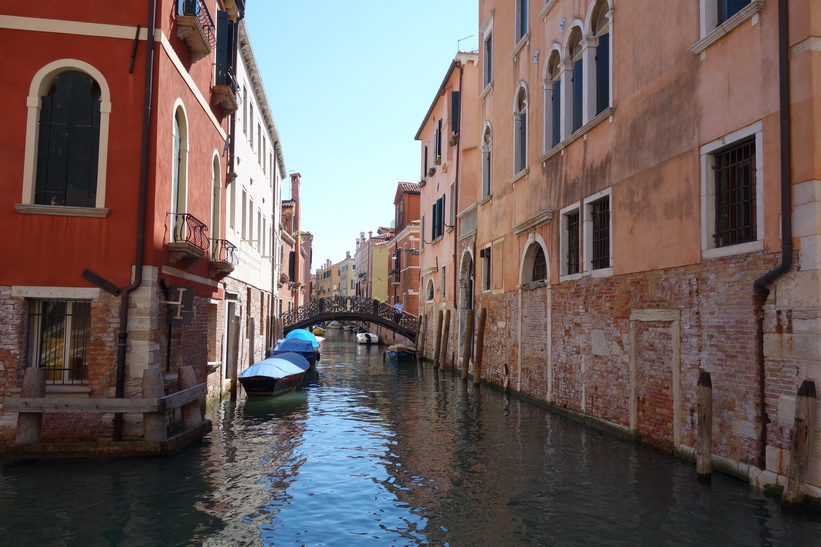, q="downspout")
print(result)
[752,0,791,467]
[114,0,156,440]
[453,59,464,303]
